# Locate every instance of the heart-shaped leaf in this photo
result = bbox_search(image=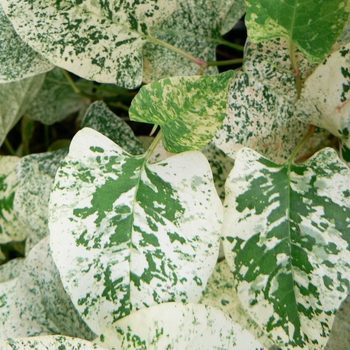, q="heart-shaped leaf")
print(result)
[223,147,350,348]
[0,3,53,82]
[245,0,349,62]
[97,302,264,349]
[49,127,222,335]
[129,71,234,153]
